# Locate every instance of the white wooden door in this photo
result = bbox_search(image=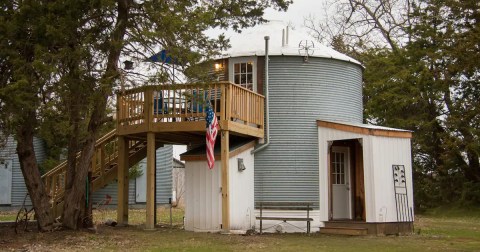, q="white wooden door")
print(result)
[135,163,147,203]
[331,147,352,219]
[0,160,13,205]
